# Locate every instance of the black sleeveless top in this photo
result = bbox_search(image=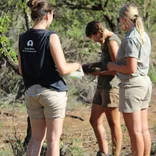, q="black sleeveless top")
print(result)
[19,28,68,91]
